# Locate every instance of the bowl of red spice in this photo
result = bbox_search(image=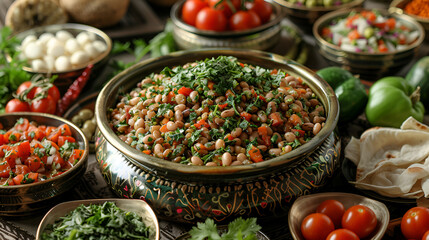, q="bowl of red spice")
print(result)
[390,0,429,41]
[0,112,89,216]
